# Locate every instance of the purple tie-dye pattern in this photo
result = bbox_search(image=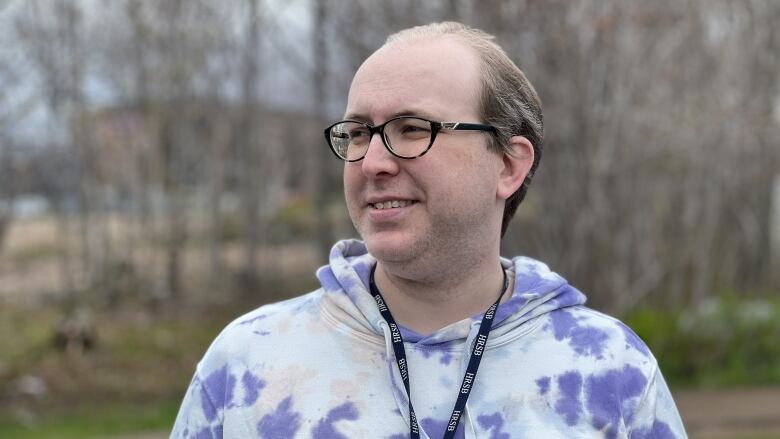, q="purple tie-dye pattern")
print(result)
[197,384,217,423]
[322,241,374,297]
[337,269,364,295]
[618,321,651,357]
[477,412,510,439]
[200,366,236,420]
[482,261,532,325]
[290,294,317,315]
[316,265,342,291]
[515,259,546,285]
[492,283,586,328]
[193,426,214,439]
[548,310,610,358]
[398,325,425,343]
[492,298,527,324]
[212,425,222,438]
[536,376,551,395]
[350,259,373,284]
[413,344,456,365]
[338,239,367,258]
[241,371,265,406]
[586,365,647,439]
[550,310,579,341]
[416,345,436,359]
[555,371,584,426]
[632,420,678,439]
[556,284,588,304]
[569,326,609,358]
[171,240,686,438]
[257,396,301,438]
[311,401,359,438]
[543,297,561,310]
[421,417,465,439]
[439,350,454,365]
[238,314,266,325]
